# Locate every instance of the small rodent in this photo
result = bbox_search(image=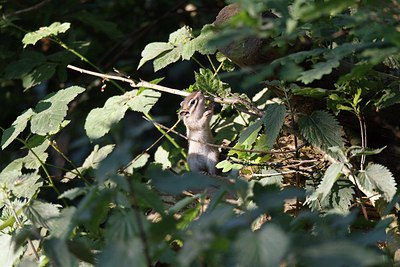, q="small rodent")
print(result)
[179,91,219,175]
